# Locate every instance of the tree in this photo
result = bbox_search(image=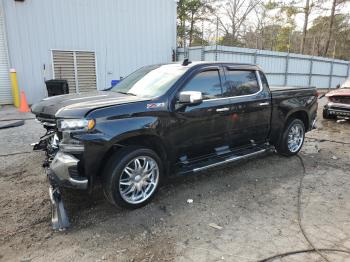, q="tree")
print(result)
[323,0,349,55]
[177,0,214,47]
[308,14,350,59]
[300,0,311,53]
[216,0,262,45]
[251,1,279,49]
[176,0,350,60]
